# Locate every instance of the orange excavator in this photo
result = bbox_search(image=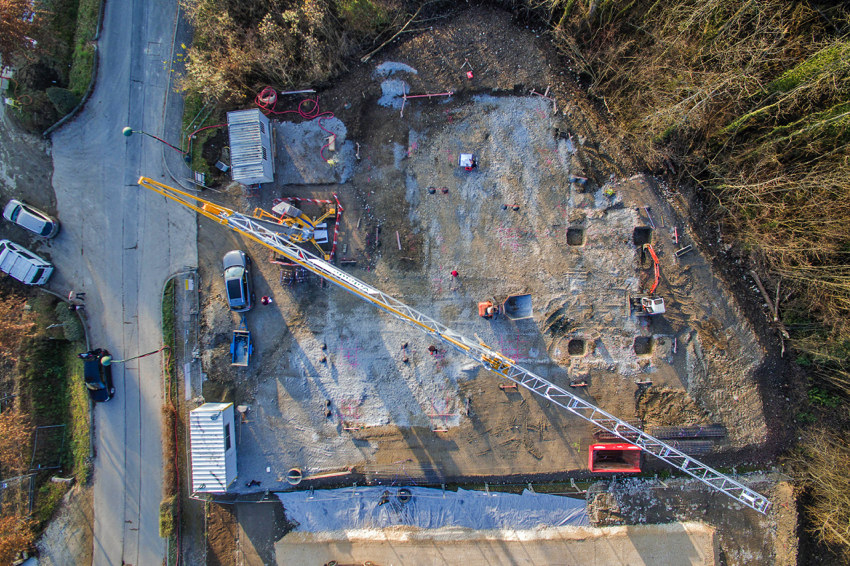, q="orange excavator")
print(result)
[629,244,665,315]
[478,294,533,320]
